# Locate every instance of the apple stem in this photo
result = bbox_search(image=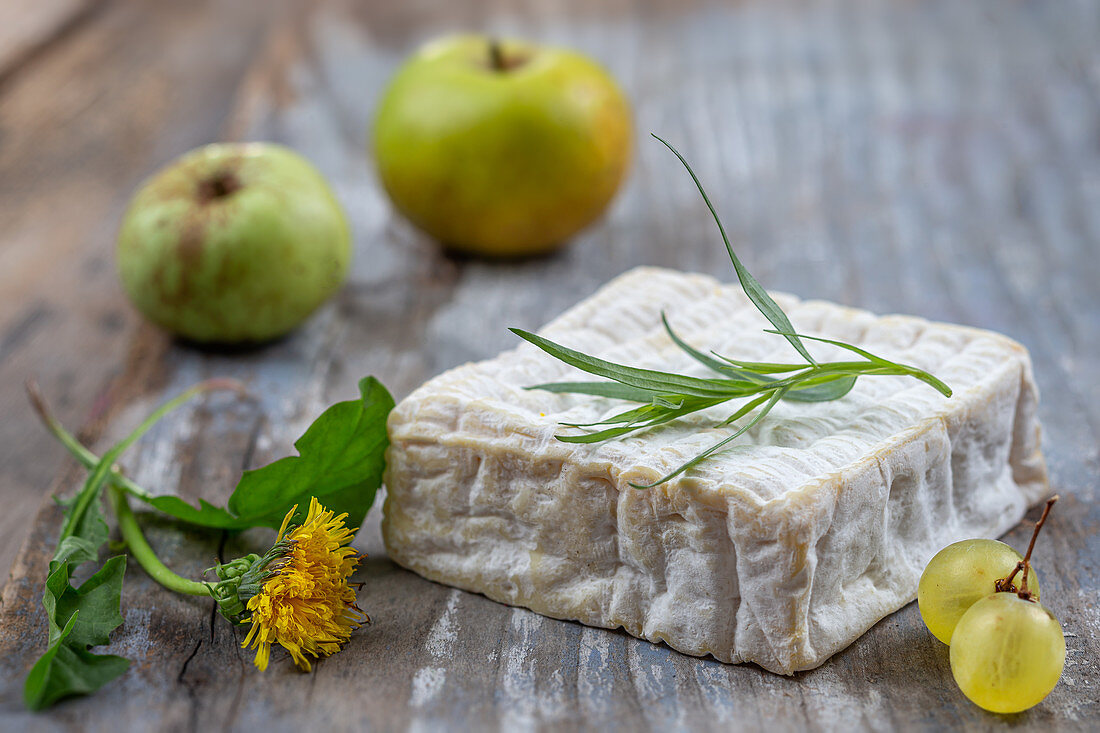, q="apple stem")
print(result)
[488,38,506,72]
[198,171,242,202]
